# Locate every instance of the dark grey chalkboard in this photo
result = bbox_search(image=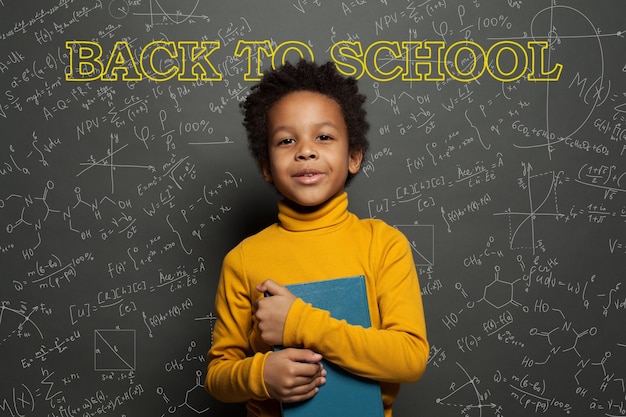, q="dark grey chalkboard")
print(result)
[1,1,625,416]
